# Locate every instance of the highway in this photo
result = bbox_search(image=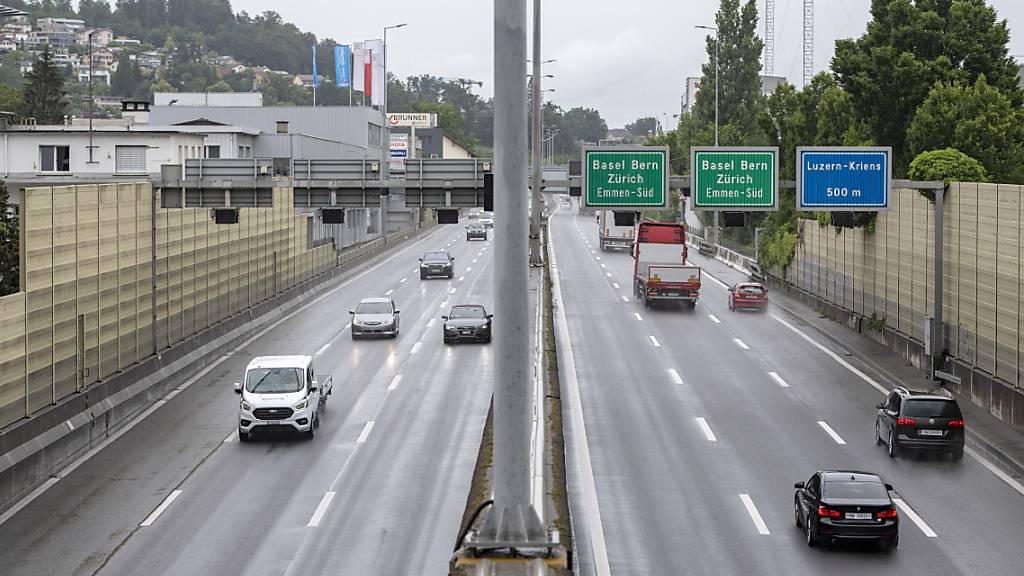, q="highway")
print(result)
[0,223,496,576]
[550,205,1024,576]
